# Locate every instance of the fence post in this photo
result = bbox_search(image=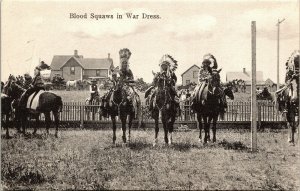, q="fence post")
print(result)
[257,103,261,130]
[80,104,84,128]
